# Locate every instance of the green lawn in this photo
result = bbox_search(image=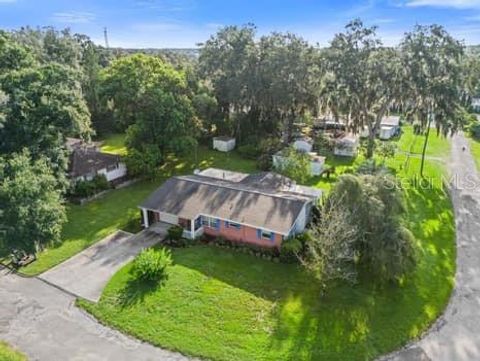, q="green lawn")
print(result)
[79,163,454,360]
[394,125,451,158]
[78,131,455,361]
[0,341,26,361]
[99,133,128,156]
[21,146,258,276]
[469,138,480,171]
